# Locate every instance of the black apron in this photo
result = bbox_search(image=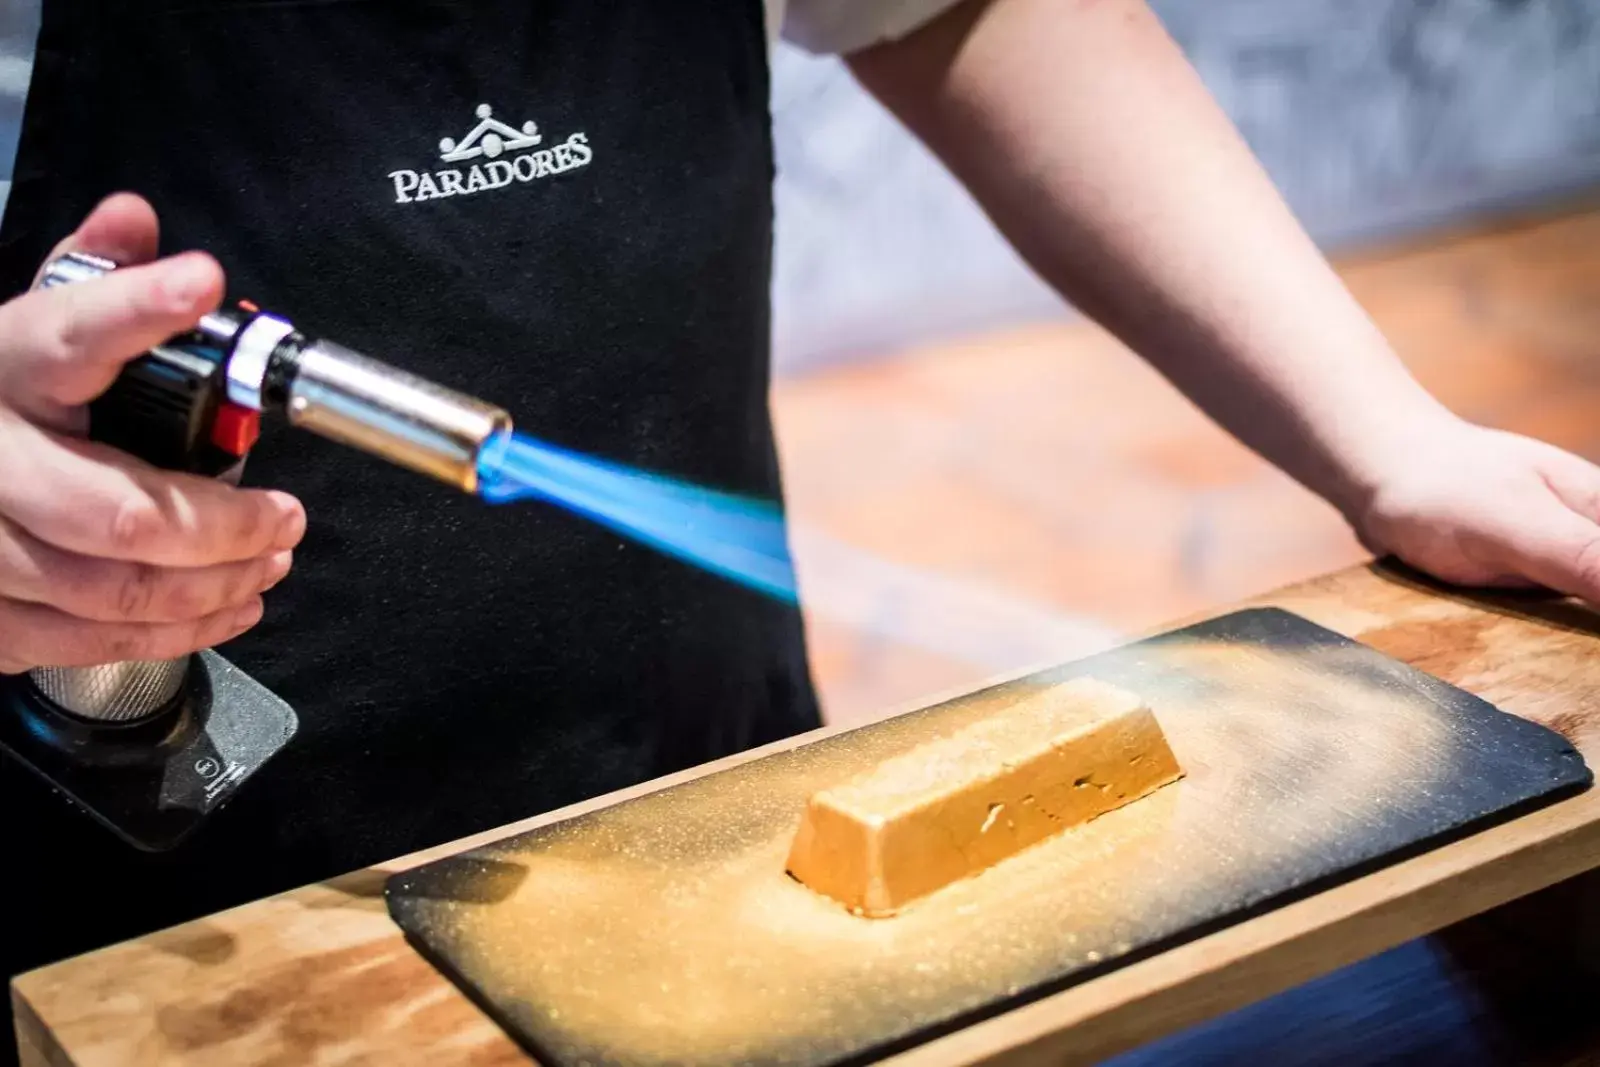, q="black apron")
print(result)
[0,0,818,1040]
